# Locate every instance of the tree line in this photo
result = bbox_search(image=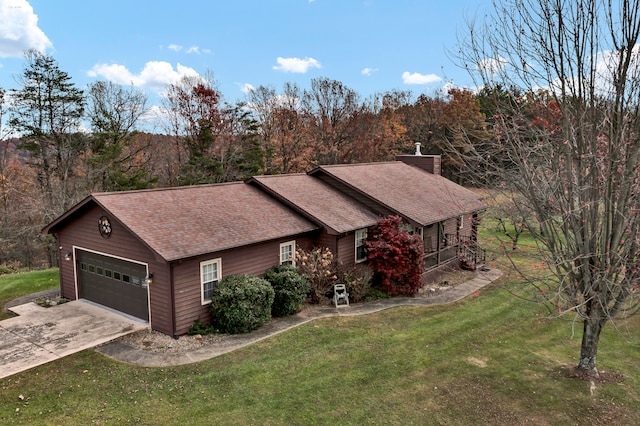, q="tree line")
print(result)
[0,49,489,269]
